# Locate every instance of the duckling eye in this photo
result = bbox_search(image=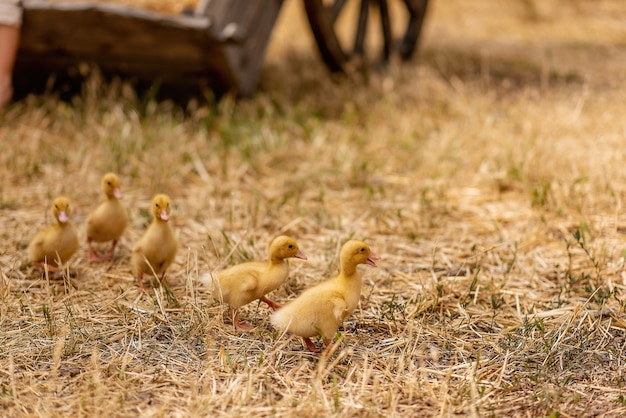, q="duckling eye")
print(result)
[288,244,294,249]
[106,181,112,186]
[360,248,365,252]
[155,203,160,208]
